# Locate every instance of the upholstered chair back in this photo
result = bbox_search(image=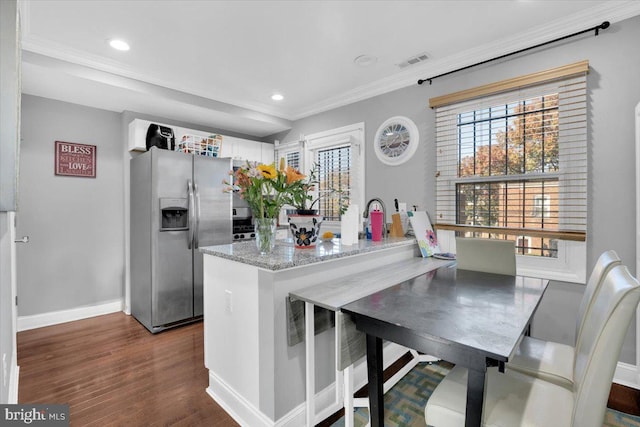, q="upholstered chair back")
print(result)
[572,264,640,426]
[455,237,516,276]
[574,250,621,352]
